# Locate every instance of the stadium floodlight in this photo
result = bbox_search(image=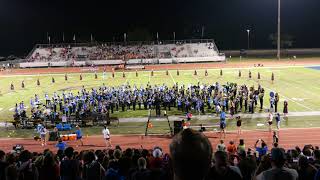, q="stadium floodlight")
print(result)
[246,29,250,50]
[277,0,281,60]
